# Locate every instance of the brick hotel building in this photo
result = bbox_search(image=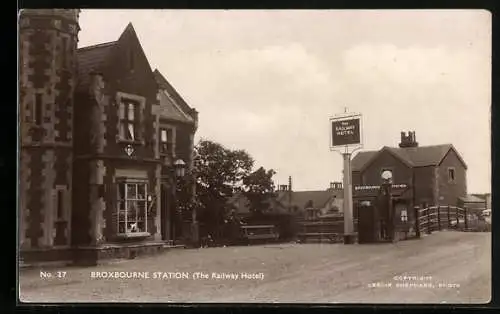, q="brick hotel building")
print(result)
[19,9,198,265]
